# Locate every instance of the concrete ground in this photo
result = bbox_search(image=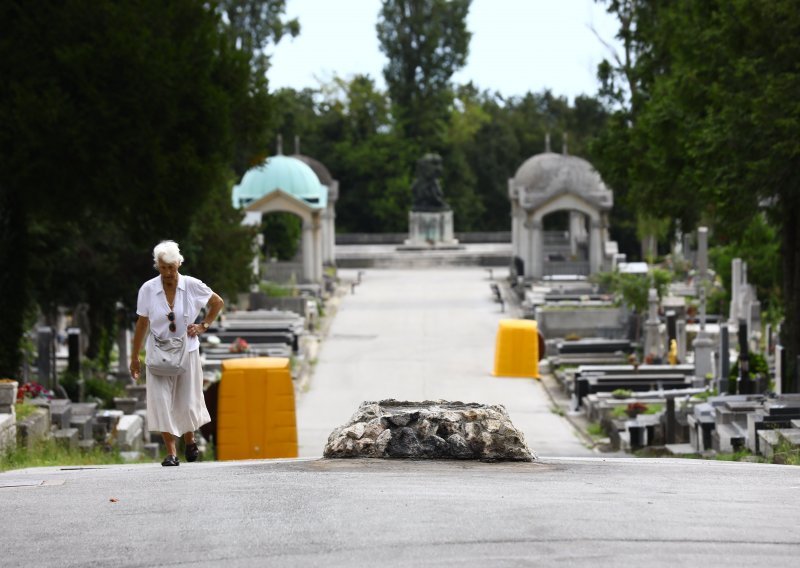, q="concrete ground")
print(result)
[2,266,800,567]
[296,267,592,458]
